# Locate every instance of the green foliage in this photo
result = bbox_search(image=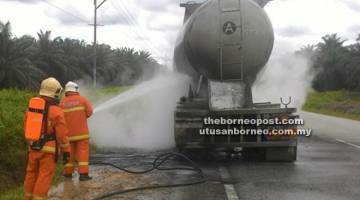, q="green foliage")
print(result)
[0,21,163,90]
[92,87,130,100]
[0,186,23,200]
[0,89,35,167]
[0,89,35,192]
[303,90,360,121]
[296,33,360,92]
[0,22,45,90]
[84,86,131,105]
